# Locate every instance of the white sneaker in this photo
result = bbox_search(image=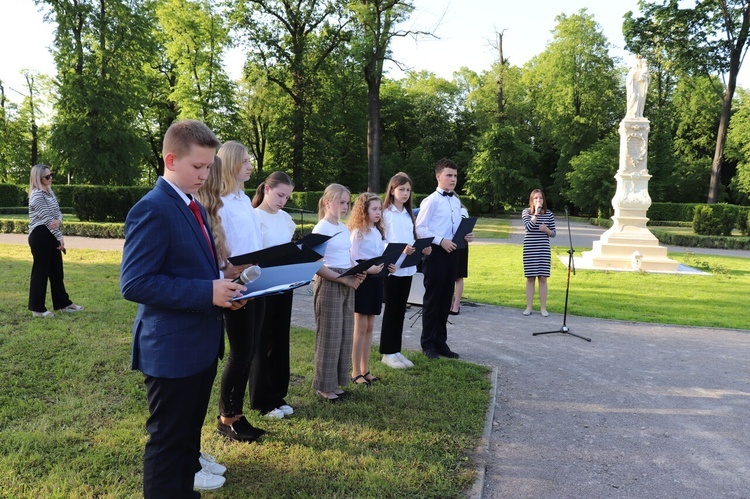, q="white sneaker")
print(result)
[264,408,285,419]
[32,311,54,318]
[381,353,406,369]
[395,352,414,368]
[199,452,226,476]
[194,468,226,490]
[278,405,294,416]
